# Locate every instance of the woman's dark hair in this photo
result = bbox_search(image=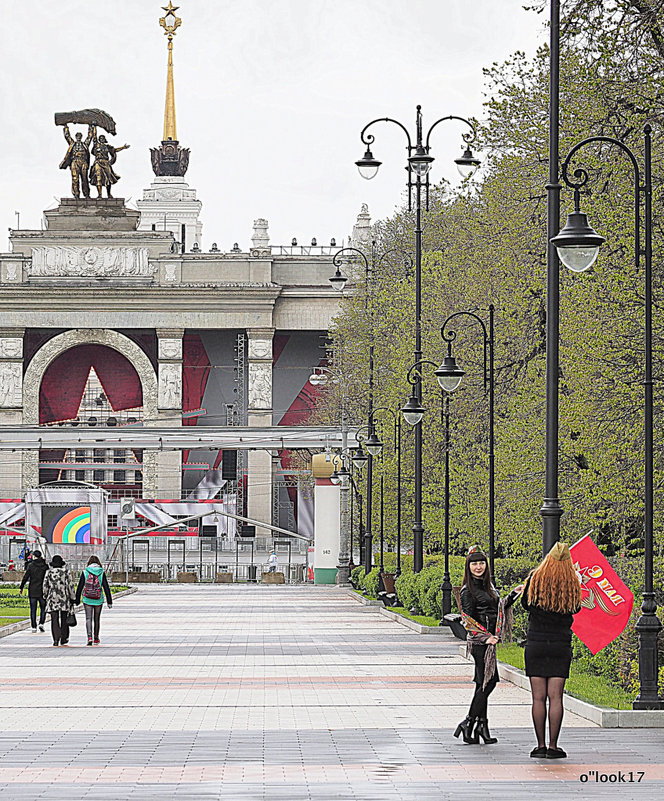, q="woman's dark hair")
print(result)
[51,555,65,568]
[462,552,497,599]
[86,555,102,567]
